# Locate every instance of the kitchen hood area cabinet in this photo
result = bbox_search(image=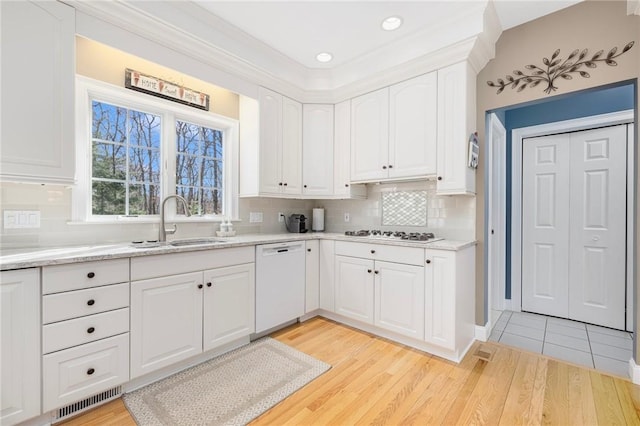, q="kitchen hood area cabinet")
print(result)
[1,269,41,426]
[350,72,437,183]
[302,104,334,197]
[435,62,476,195]
[0,0,75,184]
